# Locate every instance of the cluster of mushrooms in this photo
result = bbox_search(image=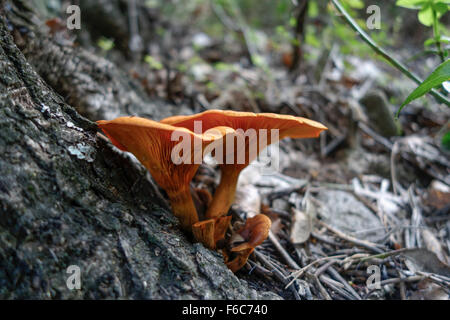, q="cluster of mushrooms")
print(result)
[97,110,326,272]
